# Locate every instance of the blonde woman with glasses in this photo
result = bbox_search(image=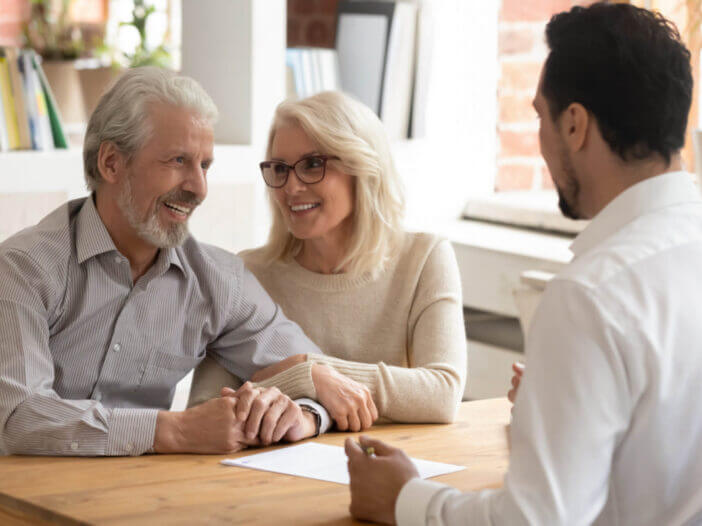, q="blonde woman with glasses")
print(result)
[189,91,466,430]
